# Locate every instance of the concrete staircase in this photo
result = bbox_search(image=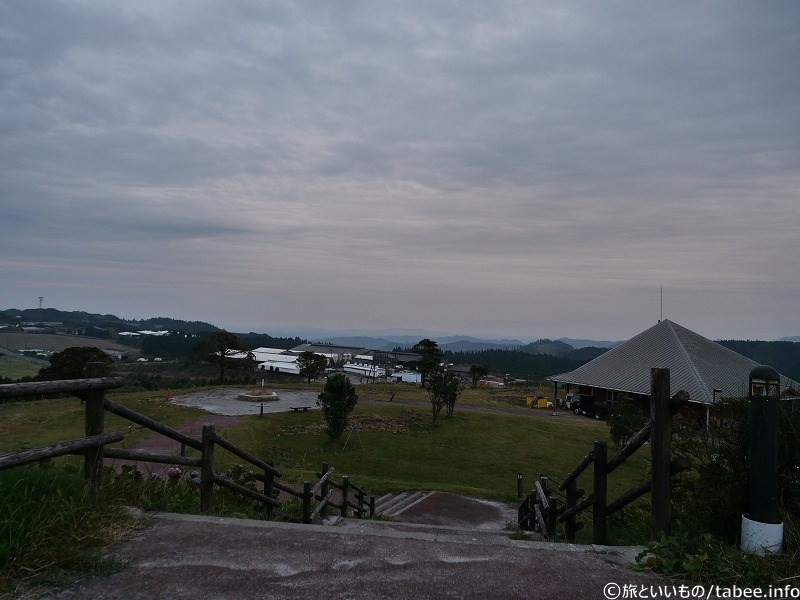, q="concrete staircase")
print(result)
[373,491,433,518]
